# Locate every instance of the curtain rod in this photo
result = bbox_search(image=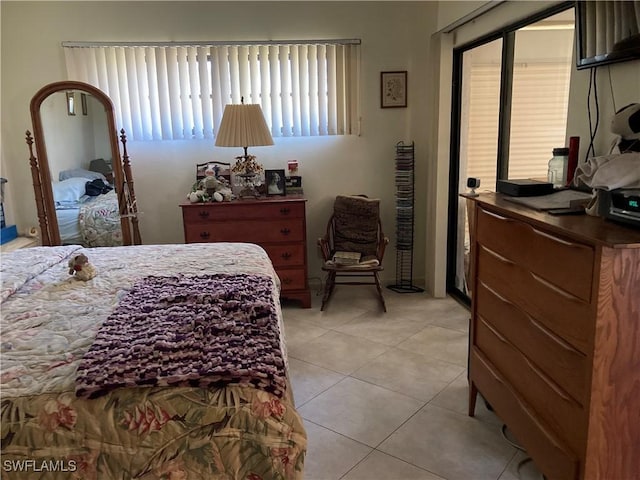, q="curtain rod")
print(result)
[436,1,505,34]
[62,39,361,48]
